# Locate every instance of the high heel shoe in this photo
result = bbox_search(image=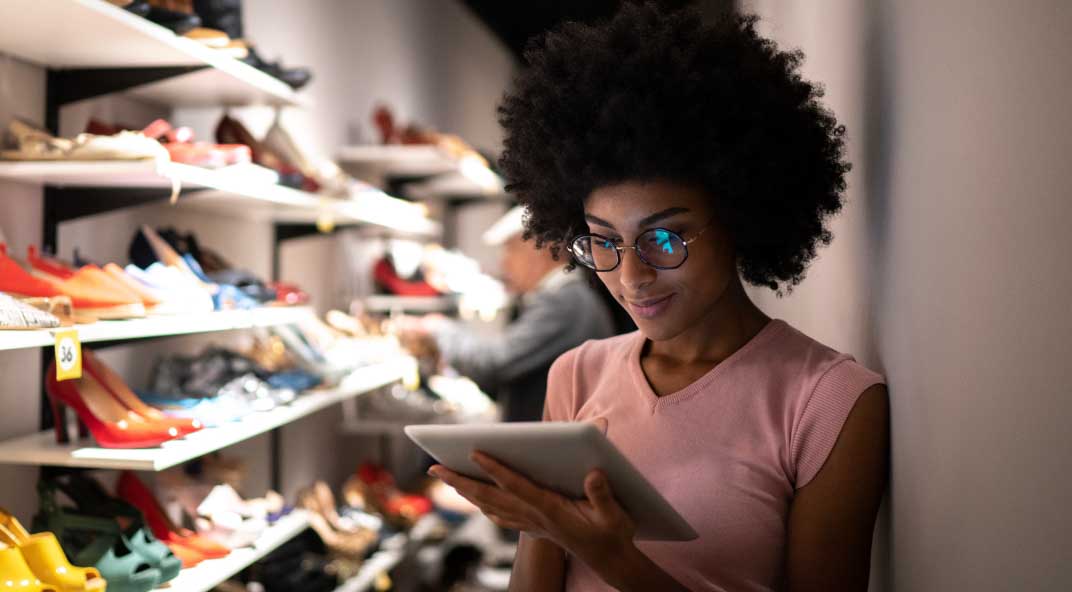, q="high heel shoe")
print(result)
[45,362,181,448]
[82,349,202,437]
[0,542,56,592]
[32,481,161,592]
[40,470,187,578]
[116,472,230,560]
[0,509,104,592]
